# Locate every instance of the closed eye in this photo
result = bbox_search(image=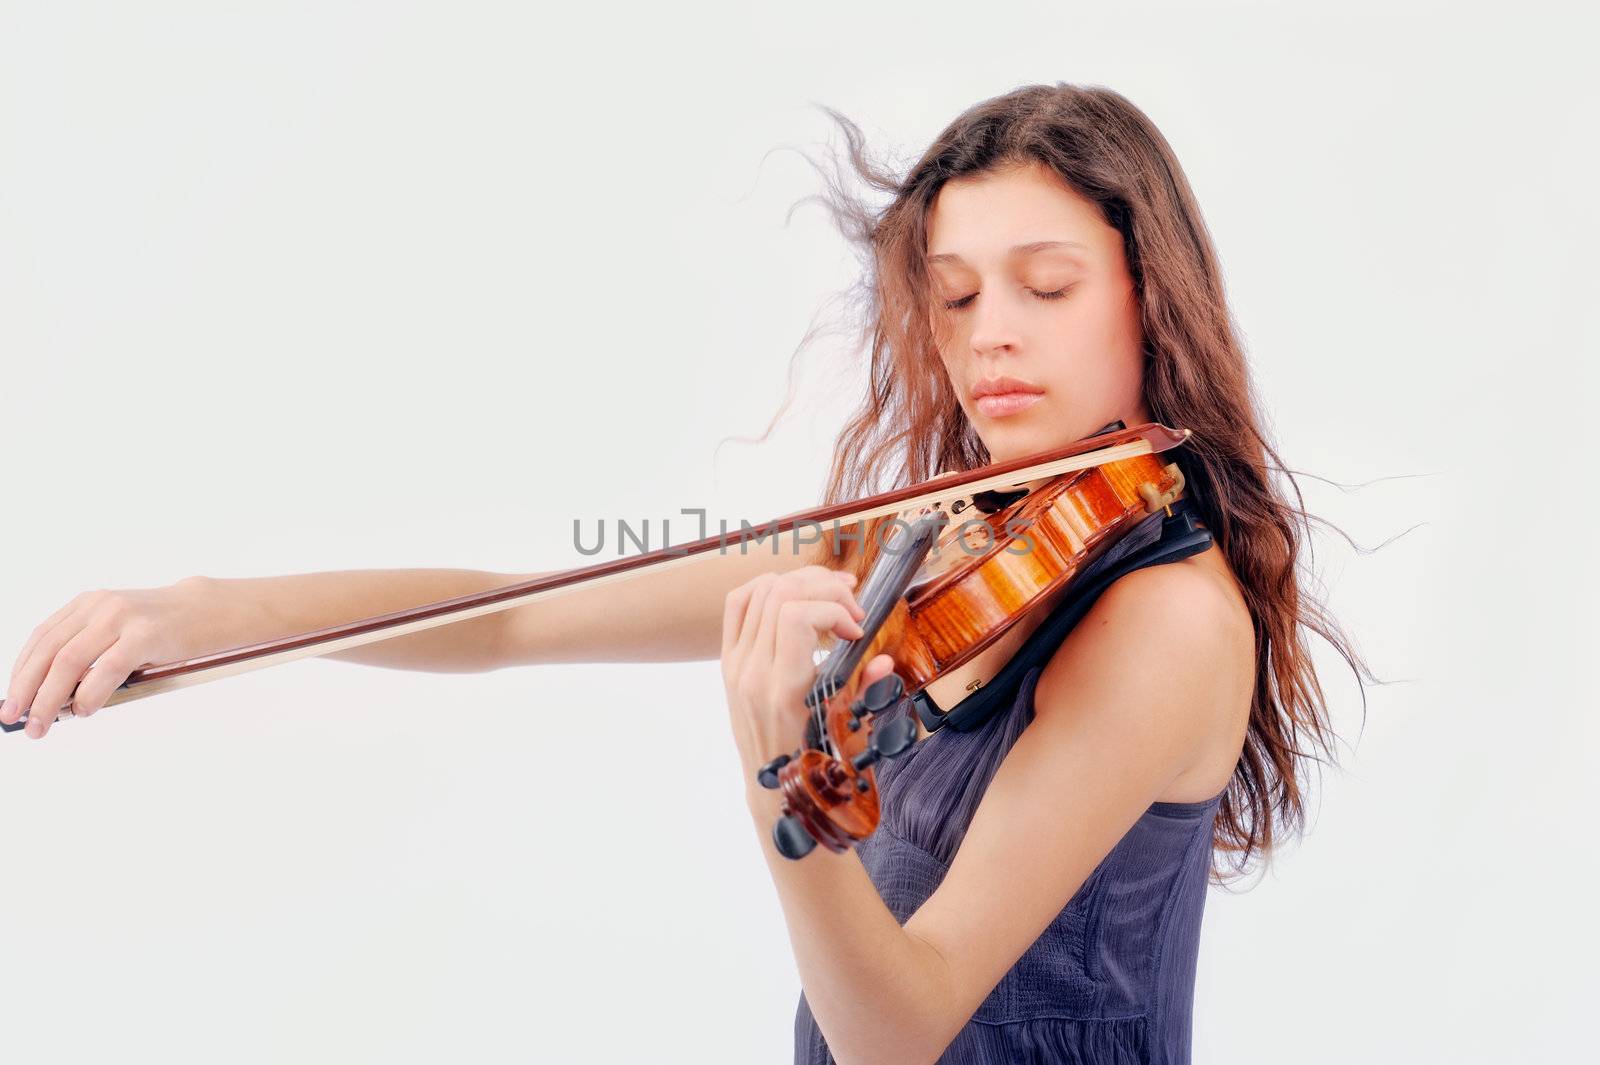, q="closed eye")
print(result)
[943,287,1071,311]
